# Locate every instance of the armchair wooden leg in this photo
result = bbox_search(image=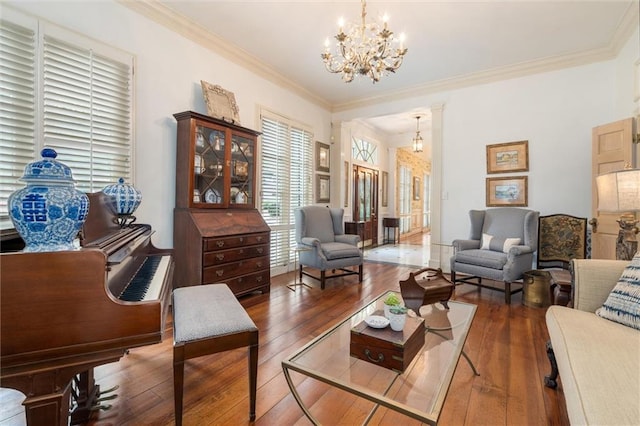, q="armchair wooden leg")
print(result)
[358,264,363,282]
[505,282,511,304]
[321,270,326,290]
